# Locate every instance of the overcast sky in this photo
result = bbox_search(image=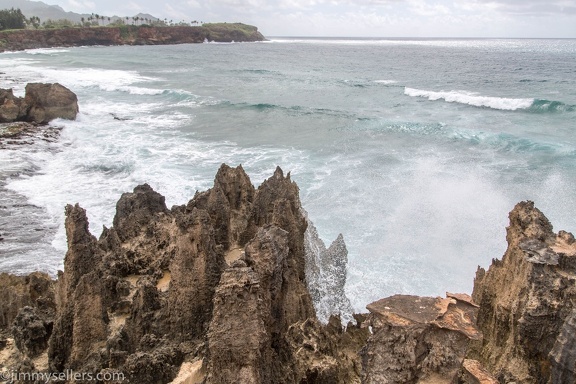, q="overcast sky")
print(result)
[47,0,576,37]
